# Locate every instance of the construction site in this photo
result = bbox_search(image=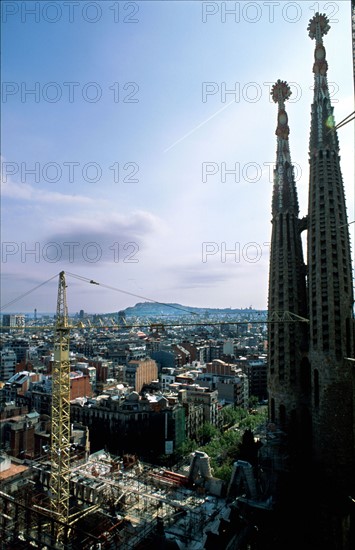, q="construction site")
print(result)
[1,445,279,550]
[0,449,227,549]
